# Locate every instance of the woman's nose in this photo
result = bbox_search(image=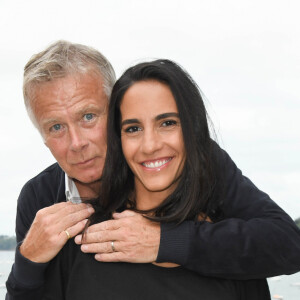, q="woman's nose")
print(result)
[140,129,162,154]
